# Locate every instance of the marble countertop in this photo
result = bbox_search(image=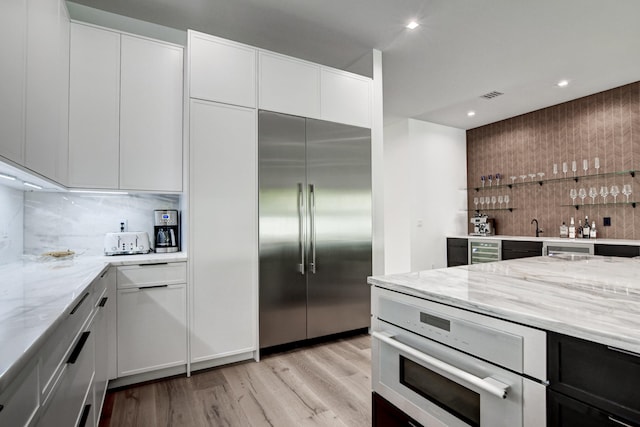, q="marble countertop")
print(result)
[0,252,187,394]
[448,235,640,246]
[369,255,640,354]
